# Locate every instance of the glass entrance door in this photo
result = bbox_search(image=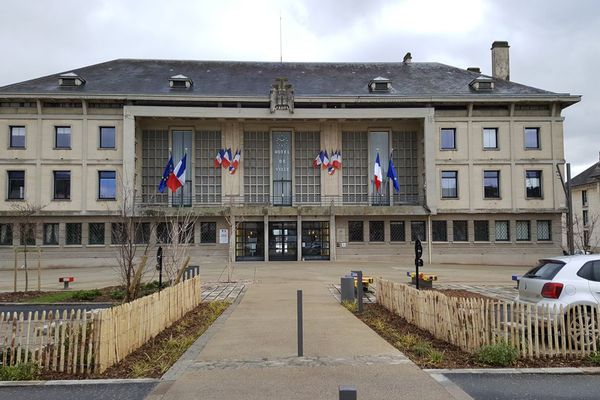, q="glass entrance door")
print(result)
[269,222,297,261]
[301,221,330,260]
[236,222,264,261]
